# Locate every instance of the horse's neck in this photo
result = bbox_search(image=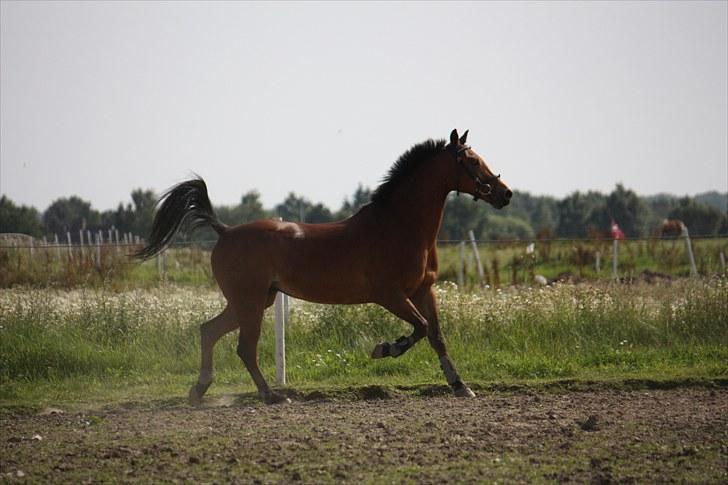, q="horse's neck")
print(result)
[382,160,454,247]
